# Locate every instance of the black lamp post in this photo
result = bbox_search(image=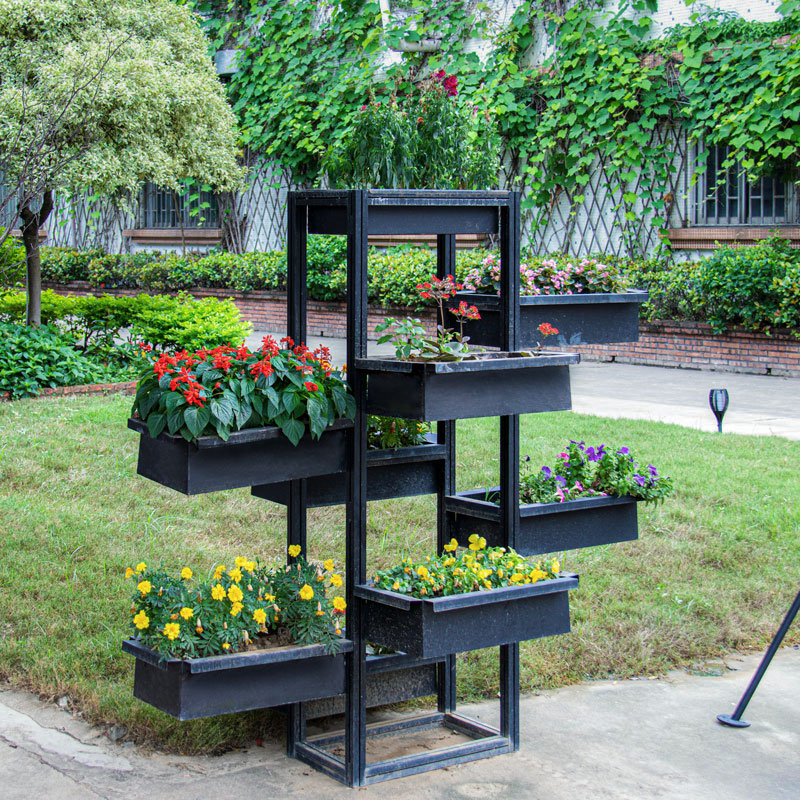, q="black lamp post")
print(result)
[709,389,729,433]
